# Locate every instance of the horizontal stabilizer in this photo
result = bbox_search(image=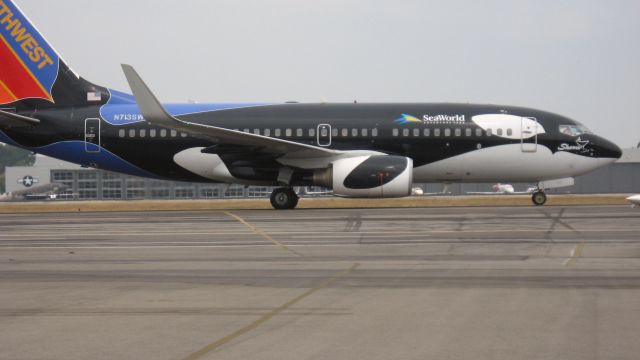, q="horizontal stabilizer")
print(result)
[0,109,40,129]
